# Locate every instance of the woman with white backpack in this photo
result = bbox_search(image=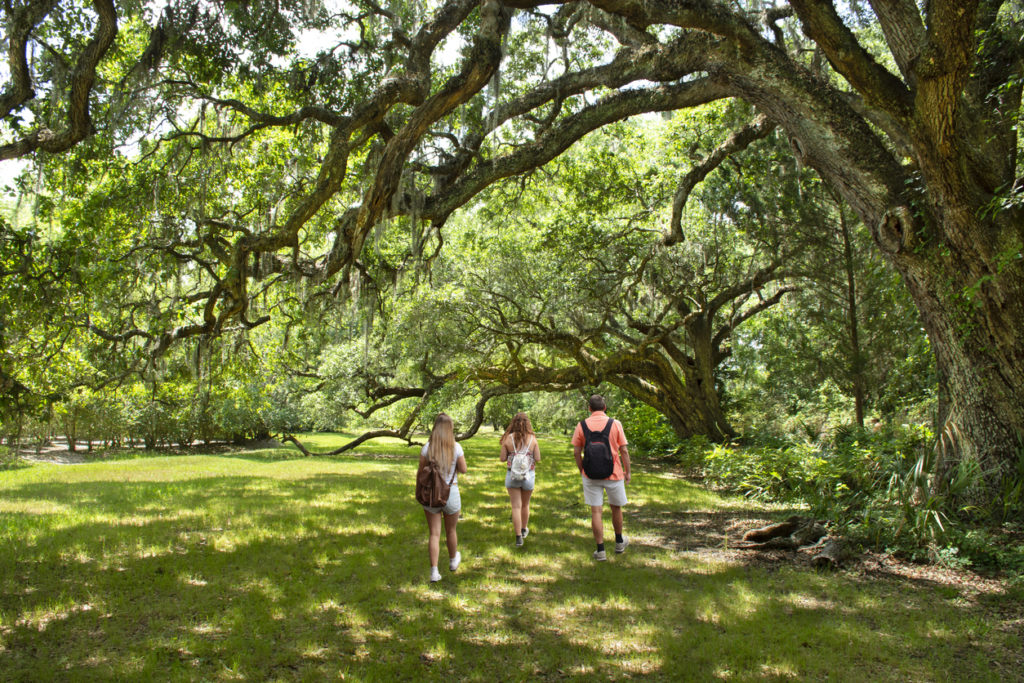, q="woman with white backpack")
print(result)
[499,412,541,547]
